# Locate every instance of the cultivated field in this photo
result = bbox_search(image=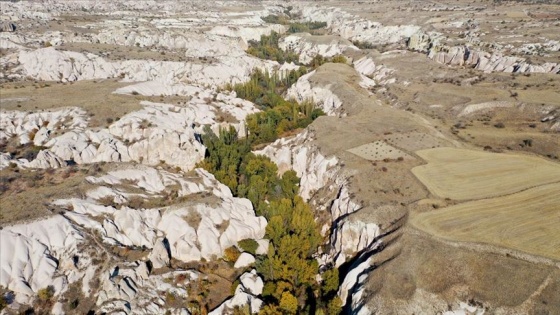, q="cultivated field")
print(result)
[347,140,411,161]
[411,183,560,260]
[383,131,450,152]
[412,147,560,200]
